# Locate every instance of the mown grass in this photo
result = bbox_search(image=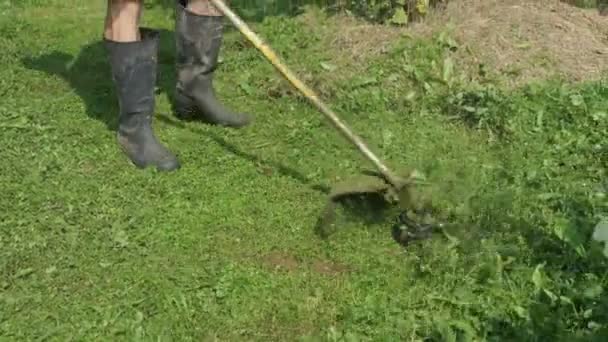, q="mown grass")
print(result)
[1,1,607,341]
